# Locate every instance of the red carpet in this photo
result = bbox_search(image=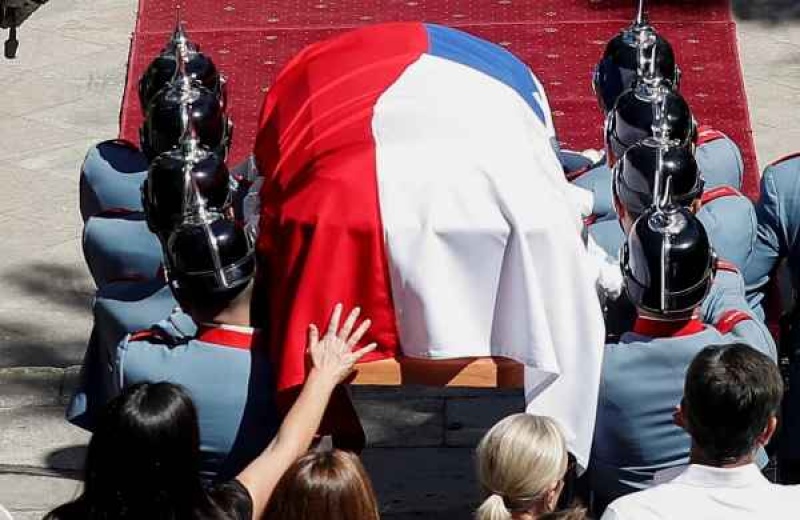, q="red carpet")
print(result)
[119,0,757,197]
